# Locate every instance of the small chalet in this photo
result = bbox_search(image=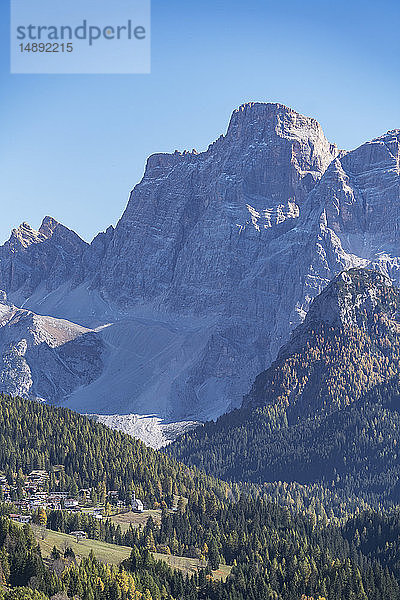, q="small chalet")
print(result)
[131,493,144,513]
[10,514,32,524]
[64,498,79,509]
[70,530,87,540]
